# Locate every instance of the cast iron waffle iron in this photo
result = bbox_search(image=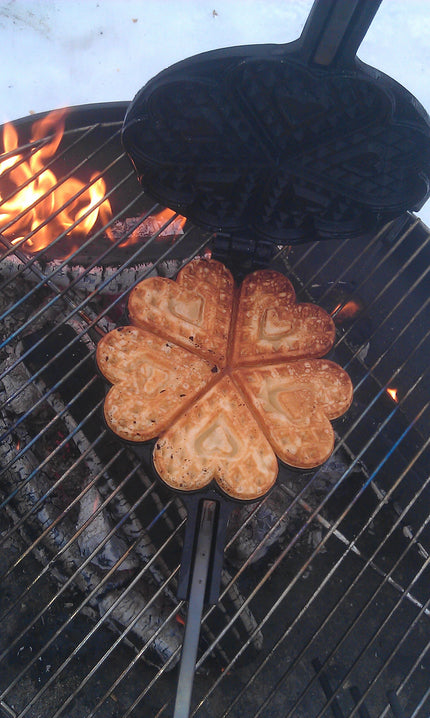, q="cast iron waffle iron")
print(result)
[95,262,354,718]
[122,0,430,245]
[118,1,430,715]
